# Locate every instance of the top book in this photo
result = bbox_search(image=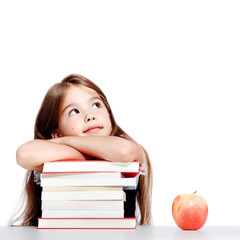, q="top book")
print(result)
[43,159,139,174]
